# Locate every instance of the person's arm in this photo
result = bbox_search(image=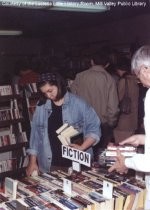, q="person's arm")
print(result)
[124,153,150,172]
[26,106,40,176]
[69,97,100,151]
[119,134,145,147]
[108,149,150,174]
[70,137,96,151]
